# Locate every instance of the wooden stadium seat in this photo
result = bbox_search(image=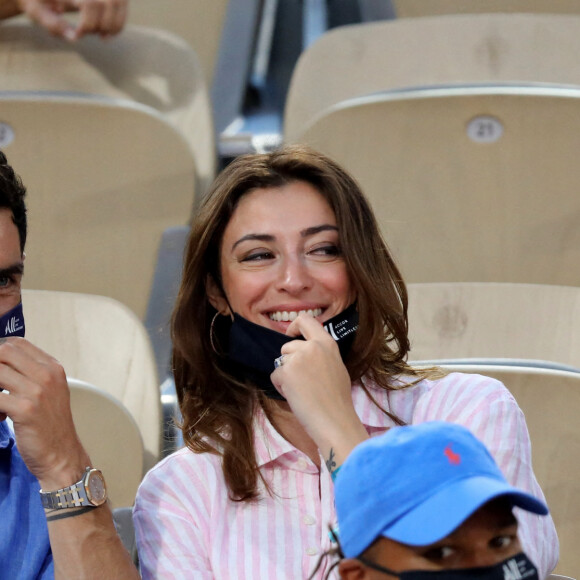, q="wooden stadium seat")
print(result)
[0,94,195,318]
[0,22,215,195]
[392,0,580,18]
[406,283,580,368]
[432,365,580,576]
[284,13,580,142]
[23,290,162,472]
[68,378,144,508]
[290,86,580,286]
